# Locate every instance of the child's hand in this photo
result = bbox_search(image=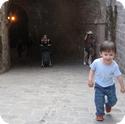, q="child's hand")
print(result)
[120,88,125,93]
[88,80,94,87]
